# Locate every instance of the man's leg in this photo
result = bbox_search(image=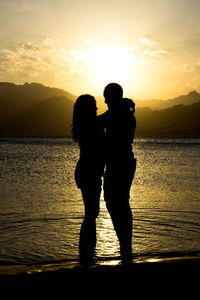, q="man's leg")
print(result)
[104,158,136,263]
[104,186,133,262]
